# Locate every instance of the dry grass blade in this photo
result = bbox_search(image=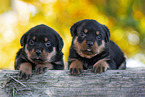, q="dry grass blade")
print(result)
[1,75,32,97]
[9,76,27,87]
